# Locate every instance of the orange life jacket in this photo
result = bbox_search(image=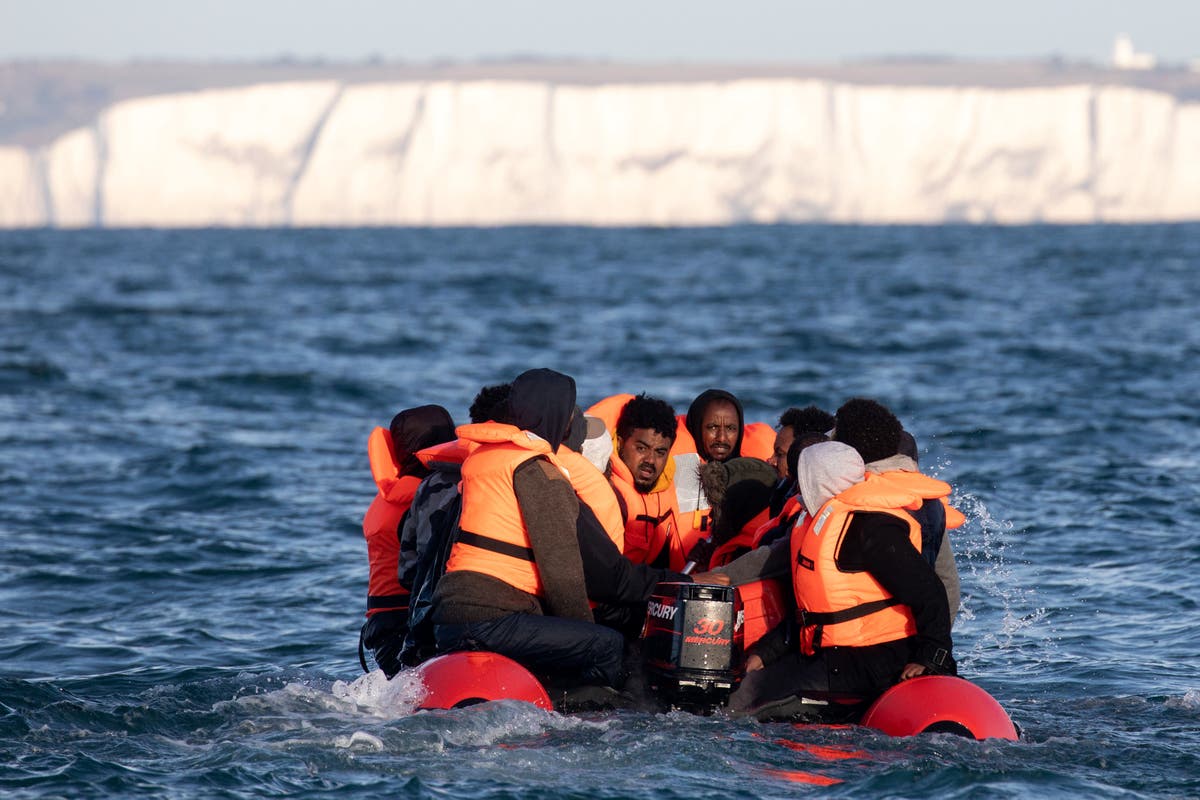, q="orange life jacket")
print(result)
[708,504,775,568]
[740,421,776,461]
[585,393,636,433]
[791,472,936,654]
[944,498,966,529]
[607,451,685,570]
[870,469,963,522]
[668,416,775,558]
[556,445,626,552]
[668,414,698,457]
[754,493,804,543]
[444,421,565,596]
[362,427,421,617]
[737,578,790,650]
[585,393,685,565]
[415,438,470,471]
